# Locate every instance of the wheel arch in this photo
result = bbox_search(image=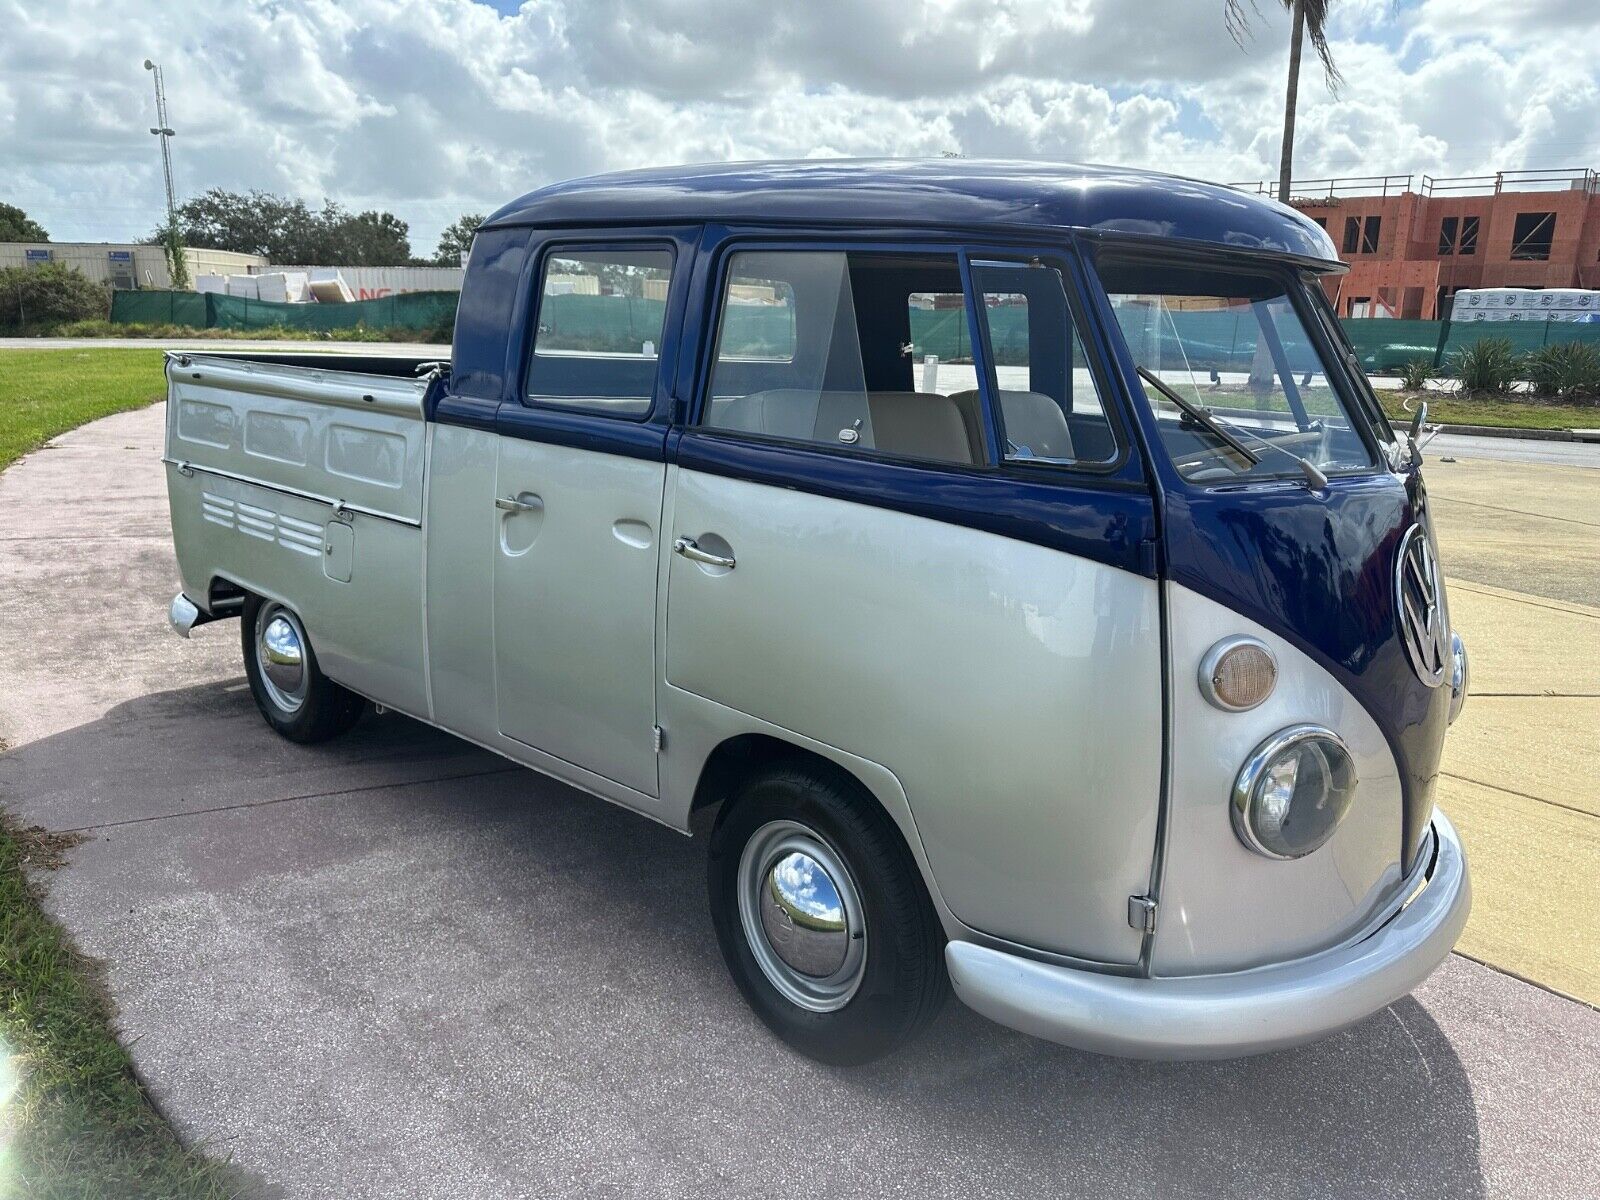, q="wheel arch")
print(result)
[683,728,958,938]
